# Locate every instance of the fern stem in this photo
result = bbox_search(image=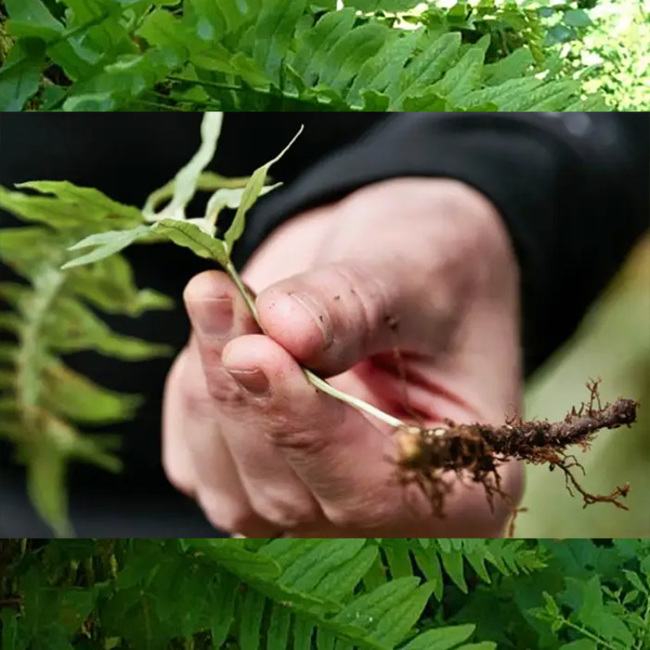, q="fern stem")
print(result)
[224,261,405,429]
